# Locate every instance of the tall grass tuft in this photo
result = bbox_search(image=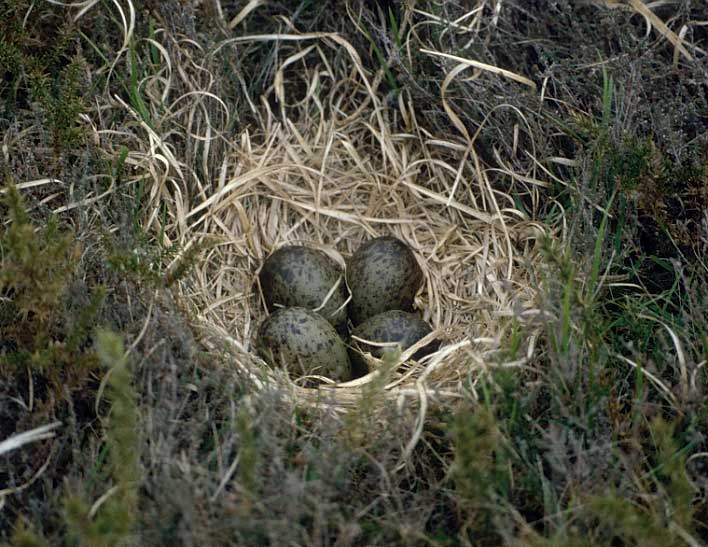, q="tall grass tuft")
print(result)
[64,330,139,547]
[451,401,511,542]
